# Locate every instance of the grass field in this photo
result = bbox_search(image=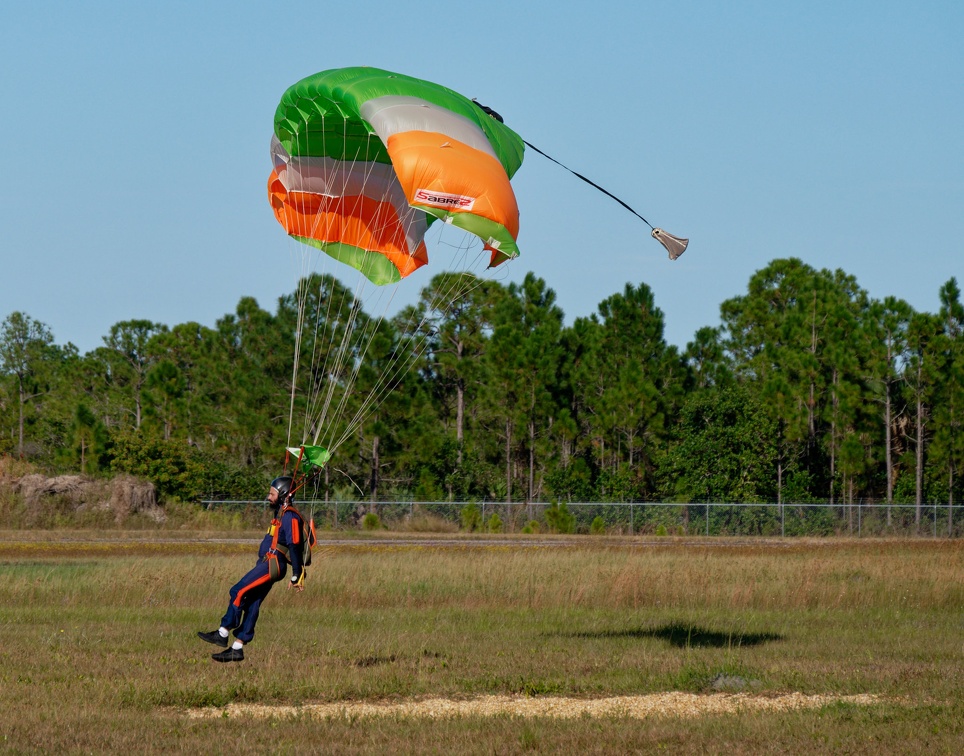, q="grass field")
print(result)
[1,532,961,754]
